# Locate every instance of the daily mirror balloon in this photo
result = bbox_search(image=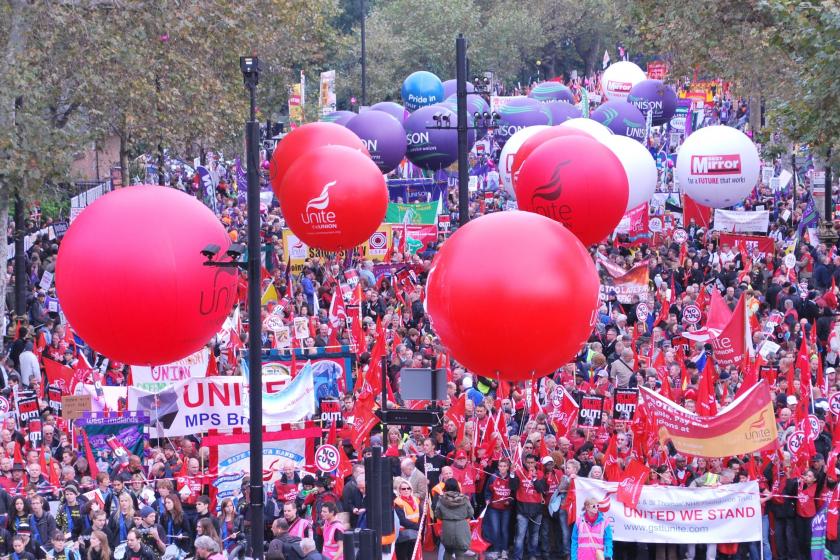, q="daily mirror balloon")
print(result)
[497,125,551,198]
[601,135,658,211]
[515,135,628,245]
[346,110,407,174]
[590,100,647,142]
[426,211,599,380]
[676,125,761,208]
[401,71,444,112]
[280,145,388,251]
[495,97,552,148]
[56,186,237,365]
[528,82,576,104]
[601,61,647,101]
[559,118,613,142]
[628,79,678,126]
